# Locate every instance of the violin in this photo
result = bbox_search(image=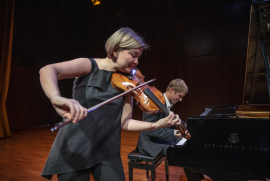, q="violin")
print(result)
[111,67,191,140]
[51,67,191,140]
[50,79,155,132]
